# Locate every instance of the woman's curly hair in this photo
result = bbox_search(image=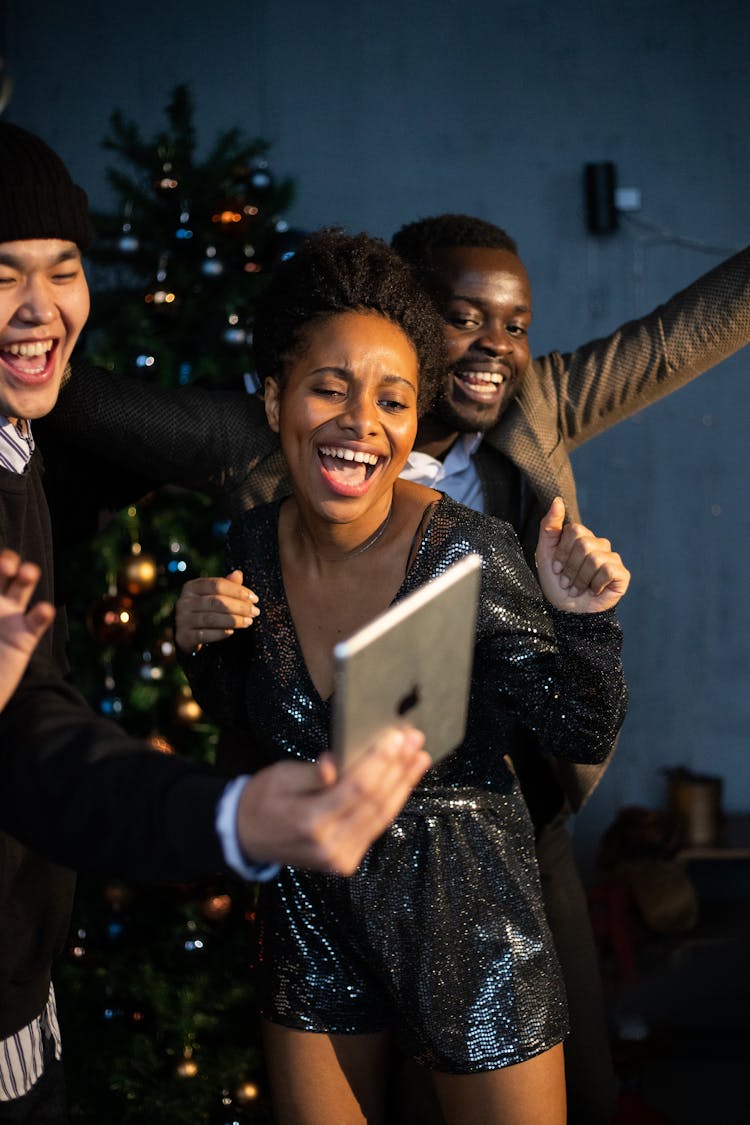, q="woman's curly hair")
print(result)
[253,228,447,415]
